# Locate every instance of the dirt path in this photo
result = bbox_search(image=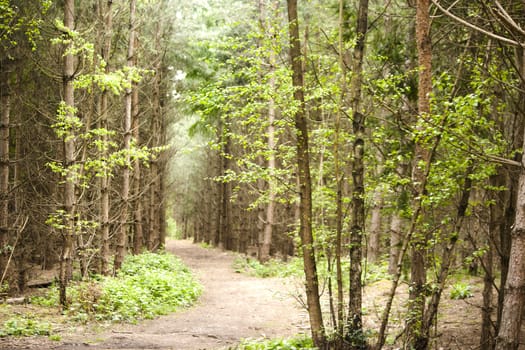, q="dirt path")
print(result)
[48,240,309,350]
